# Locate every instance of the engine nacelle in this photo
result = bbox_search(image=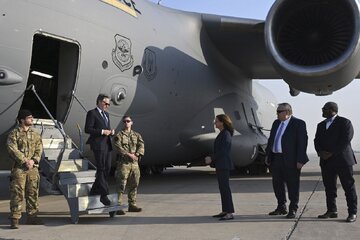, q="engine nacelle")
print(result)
[265,0,360,95]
